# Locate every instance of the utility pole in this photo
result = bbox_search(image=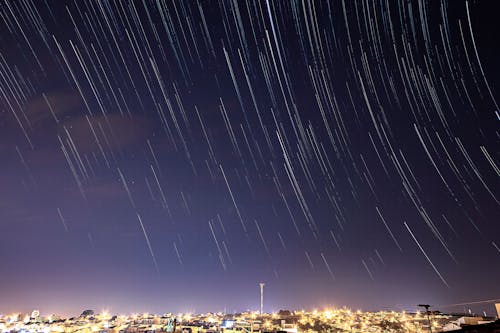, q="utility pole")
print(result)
[259,282,265,315]
[418,304,433,333]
